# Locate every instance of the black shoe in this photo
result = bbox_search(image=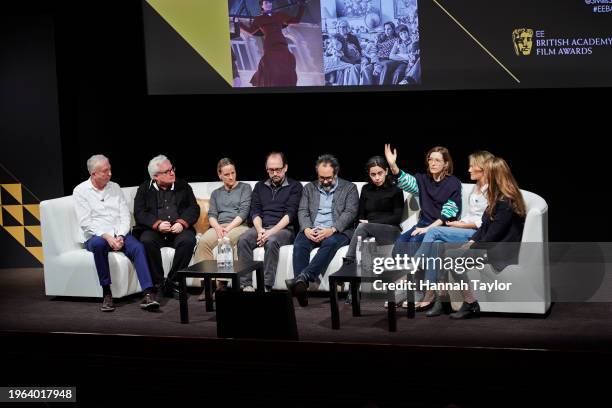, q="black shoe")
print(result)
[449,301,481,319]
[415,300,435,312]
[285,278,297,292]
[140,293,160,311]
[285,276,308,307]
[101,294,115,312]
[163,280,182,300]
[154,285,164,303]
[426,296,452,317]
